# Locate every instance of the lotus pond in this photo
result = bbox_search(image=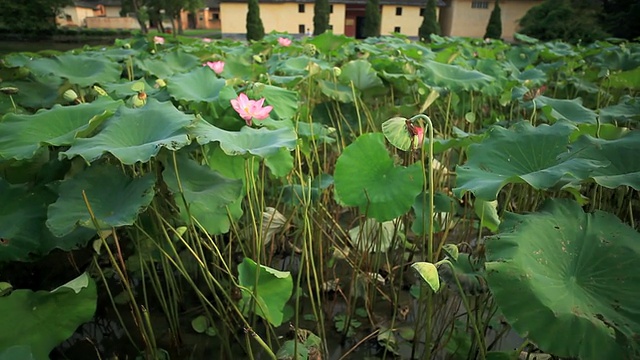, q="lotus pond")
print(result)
[0,32,639,360]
